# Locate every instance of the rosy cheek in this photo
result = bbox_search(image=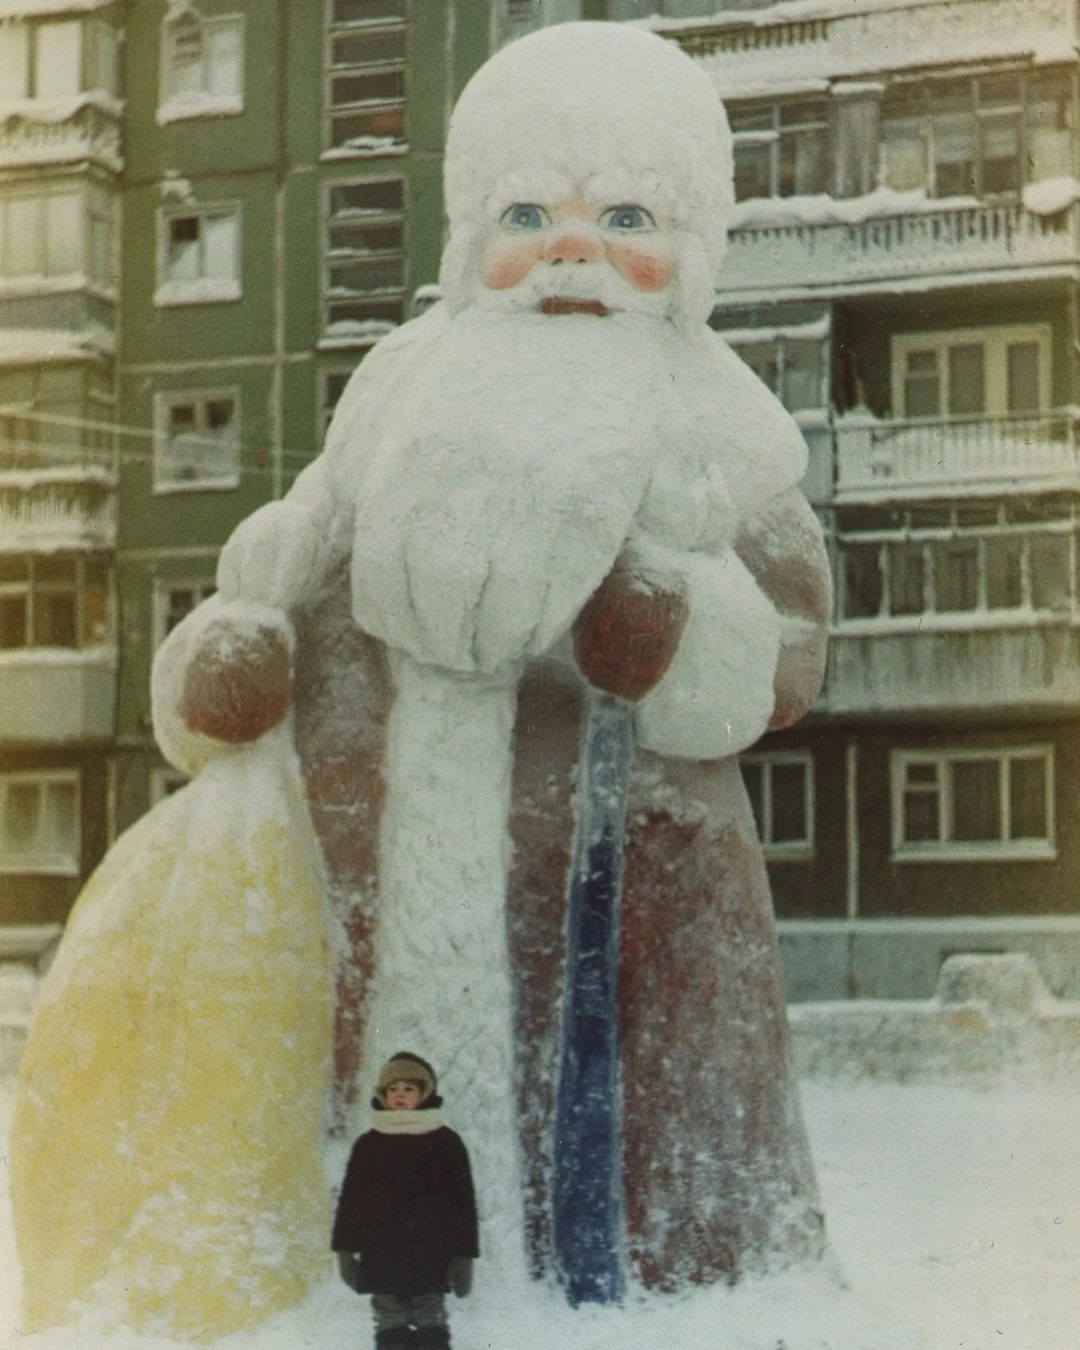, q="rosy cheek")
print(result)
[608,242,675,293]
[482,239,541,291]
